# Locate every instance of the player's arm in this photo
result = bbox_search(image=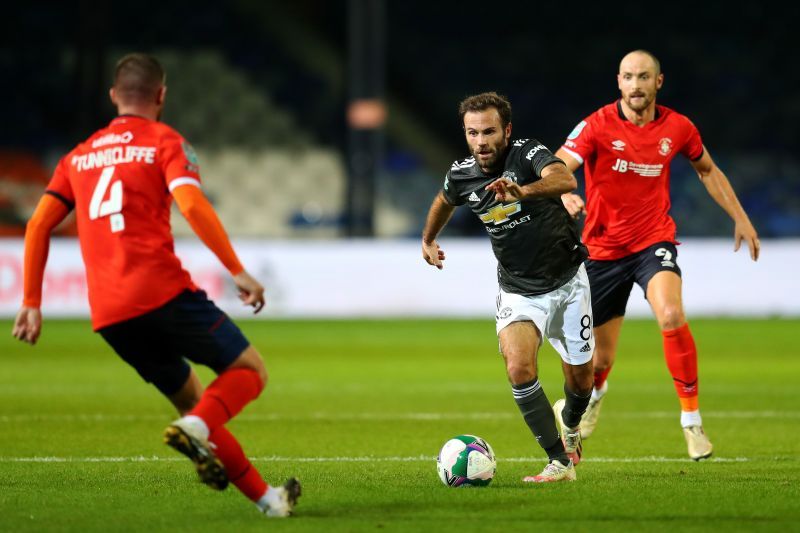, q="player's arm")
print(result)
[421,191,455,270]
[485,161,577,202]
[171,184,265,312]
[690,146,760,261]
[12,194,71,345]
[555,148,586,218]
